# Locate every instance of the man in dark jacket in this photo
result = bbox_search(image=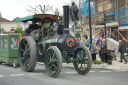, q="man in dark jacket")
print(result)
[83,33,88,39]
[118,40,127,64]
[99,29,104,37]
